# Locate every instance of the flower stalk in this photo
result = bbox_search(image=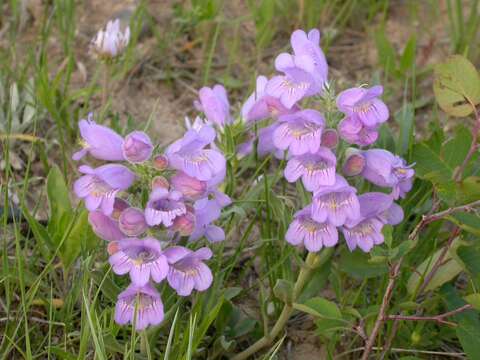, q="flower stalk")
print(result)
[232,248,334,360]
